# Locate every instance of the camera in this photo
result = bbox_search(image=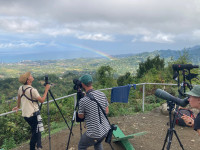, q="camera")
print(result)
[73,79,82,90]
[37,114,44,132]
[105,124,117,144]
[44,75,49,86]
